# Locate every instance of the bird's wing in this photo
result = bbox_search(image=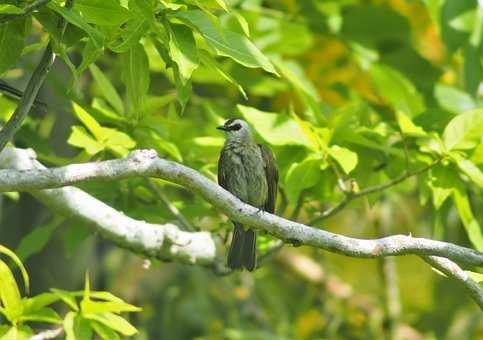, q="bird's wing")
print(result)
[218,147,228,190]
[259,144,279,213]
